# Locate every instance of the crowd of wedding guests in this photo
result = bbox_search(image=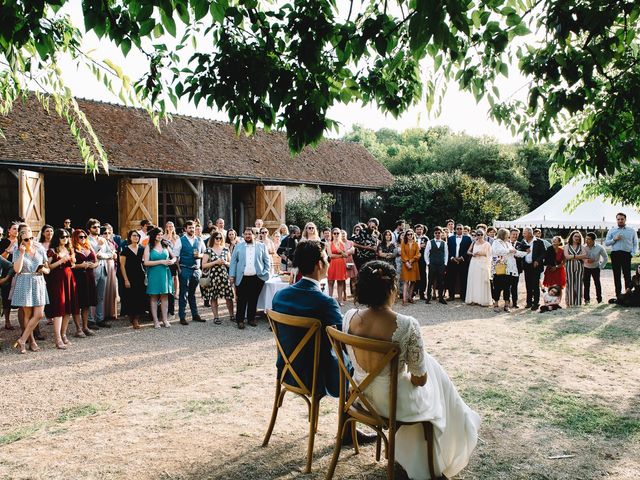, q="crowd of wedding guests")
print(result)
[1,212,638,353]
